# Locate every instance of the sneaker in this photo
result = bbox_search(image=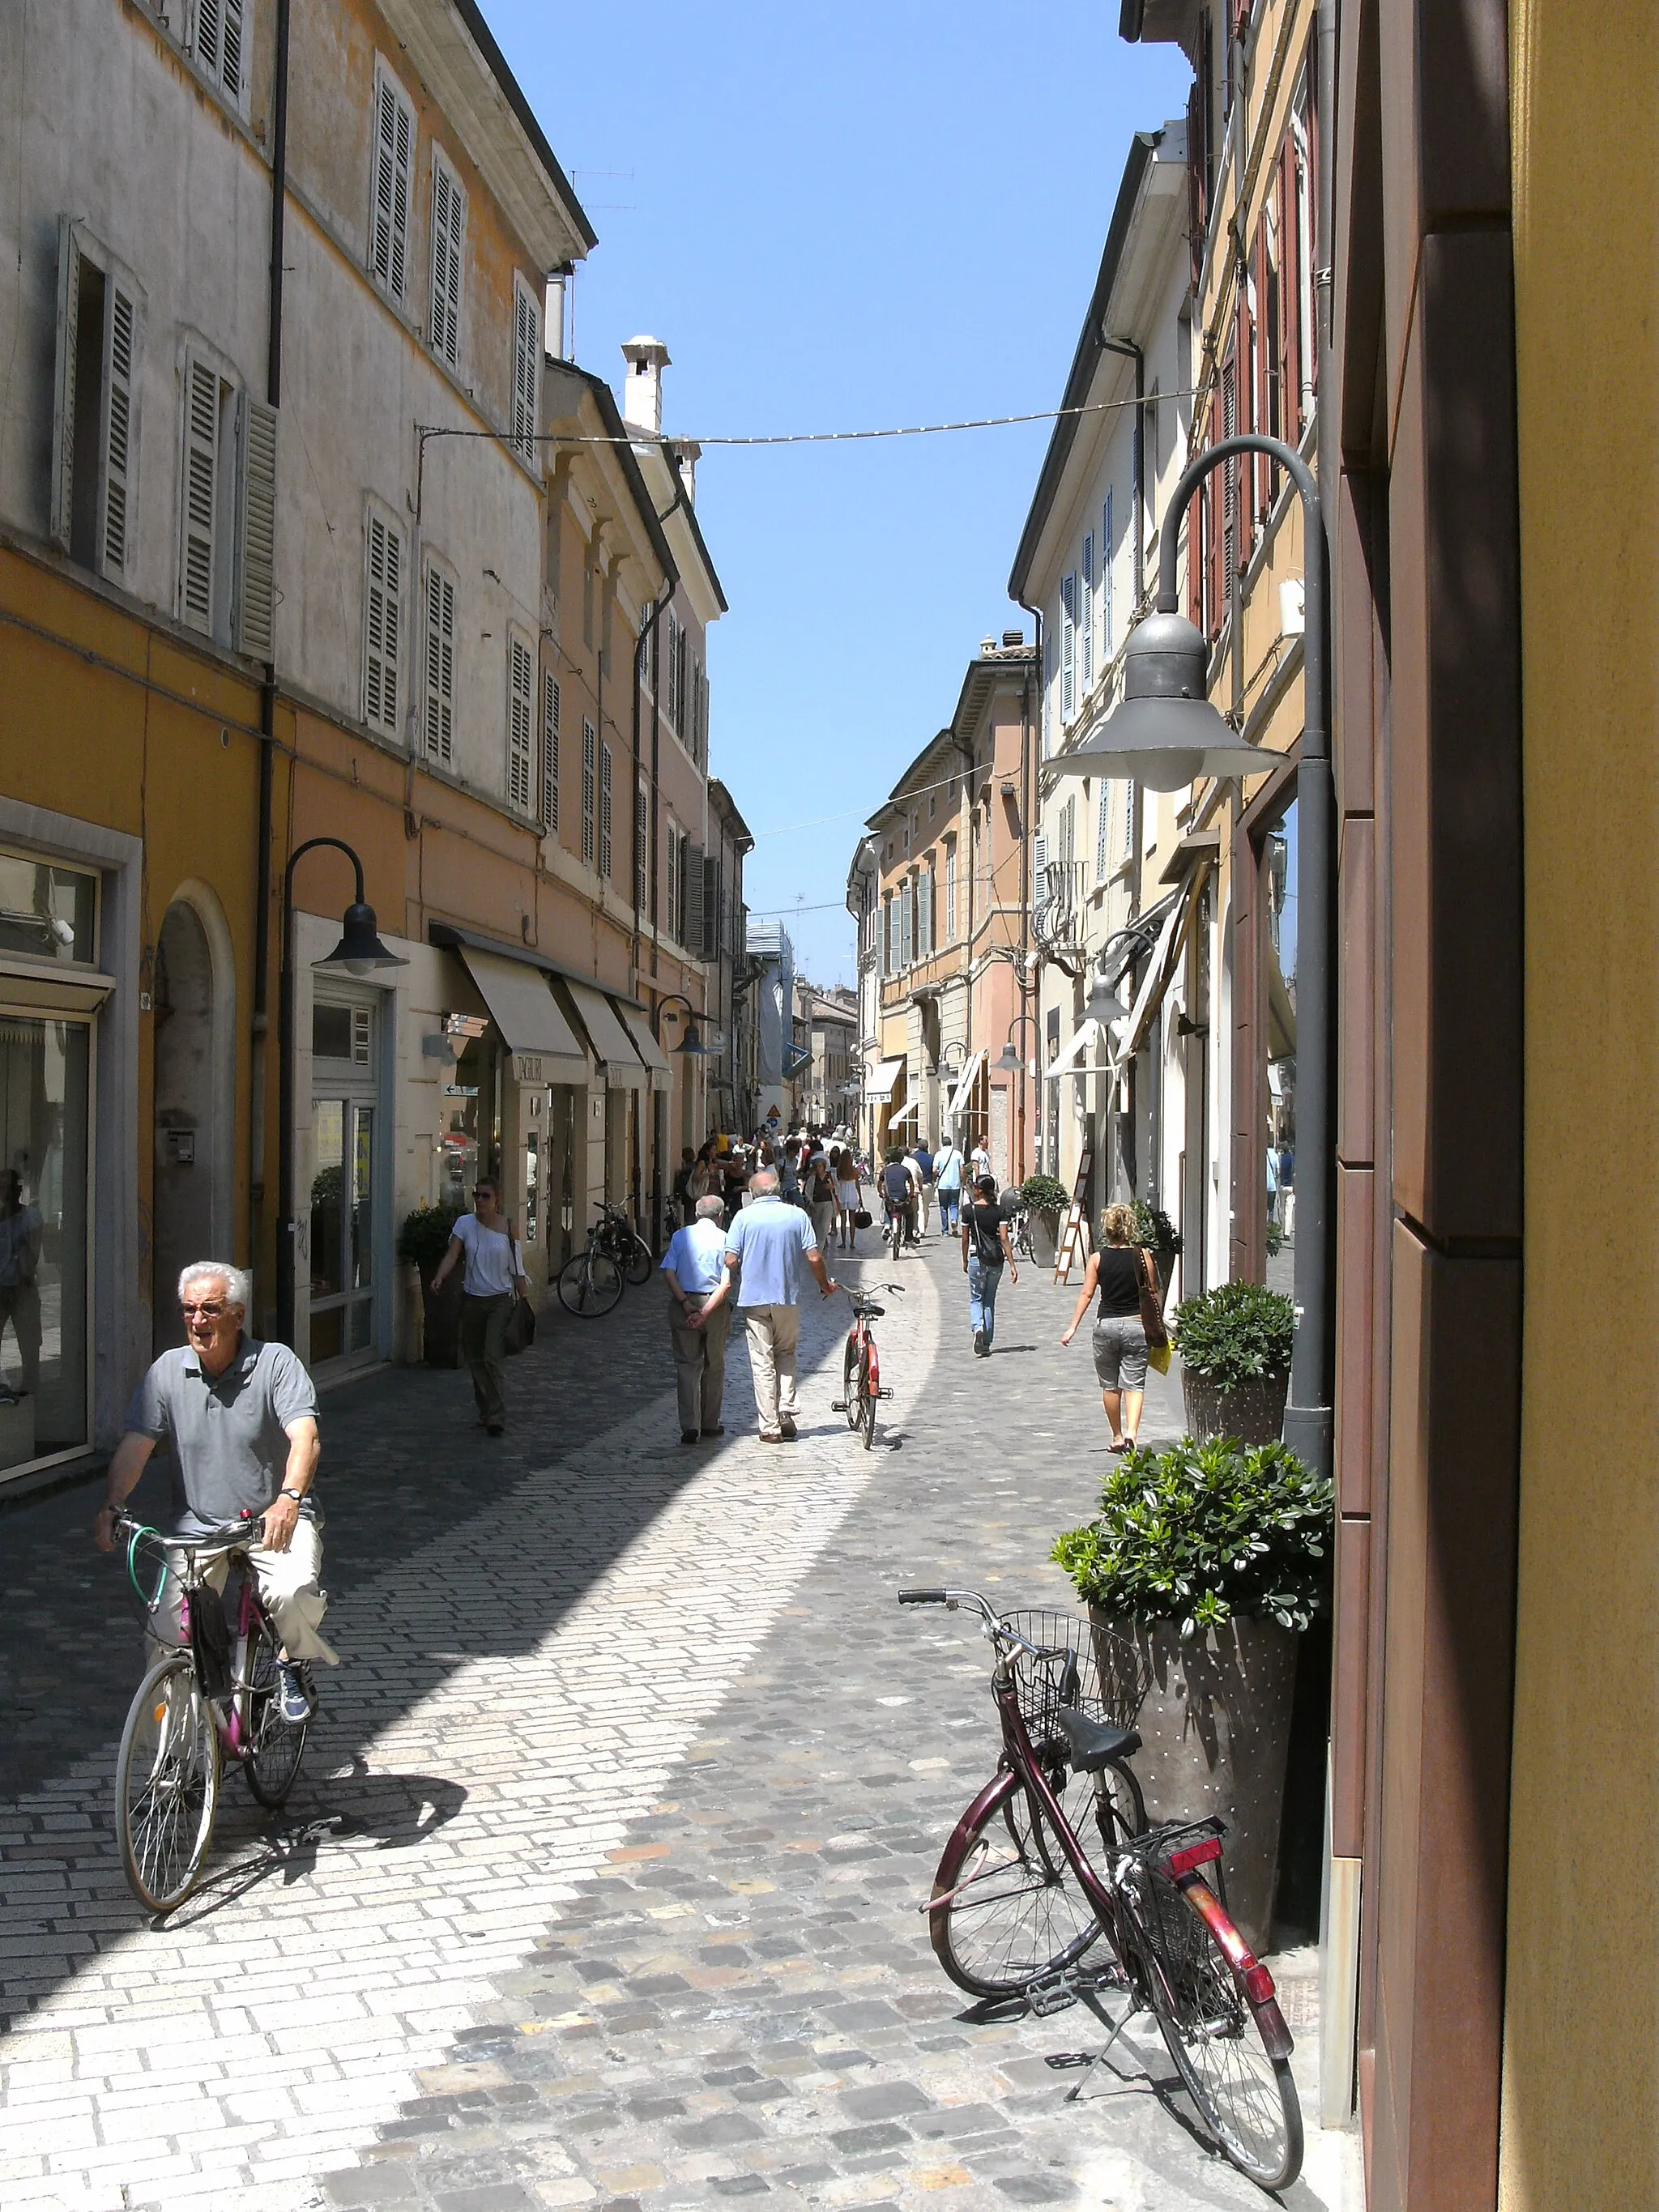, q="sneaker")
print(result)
[680,1430,700,1446]
[973,1329,987,1357]
[486,1421,505,1437]
[778,1416,798,1441]
[275,1660,314,1727]
[702,1425,726,1438]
